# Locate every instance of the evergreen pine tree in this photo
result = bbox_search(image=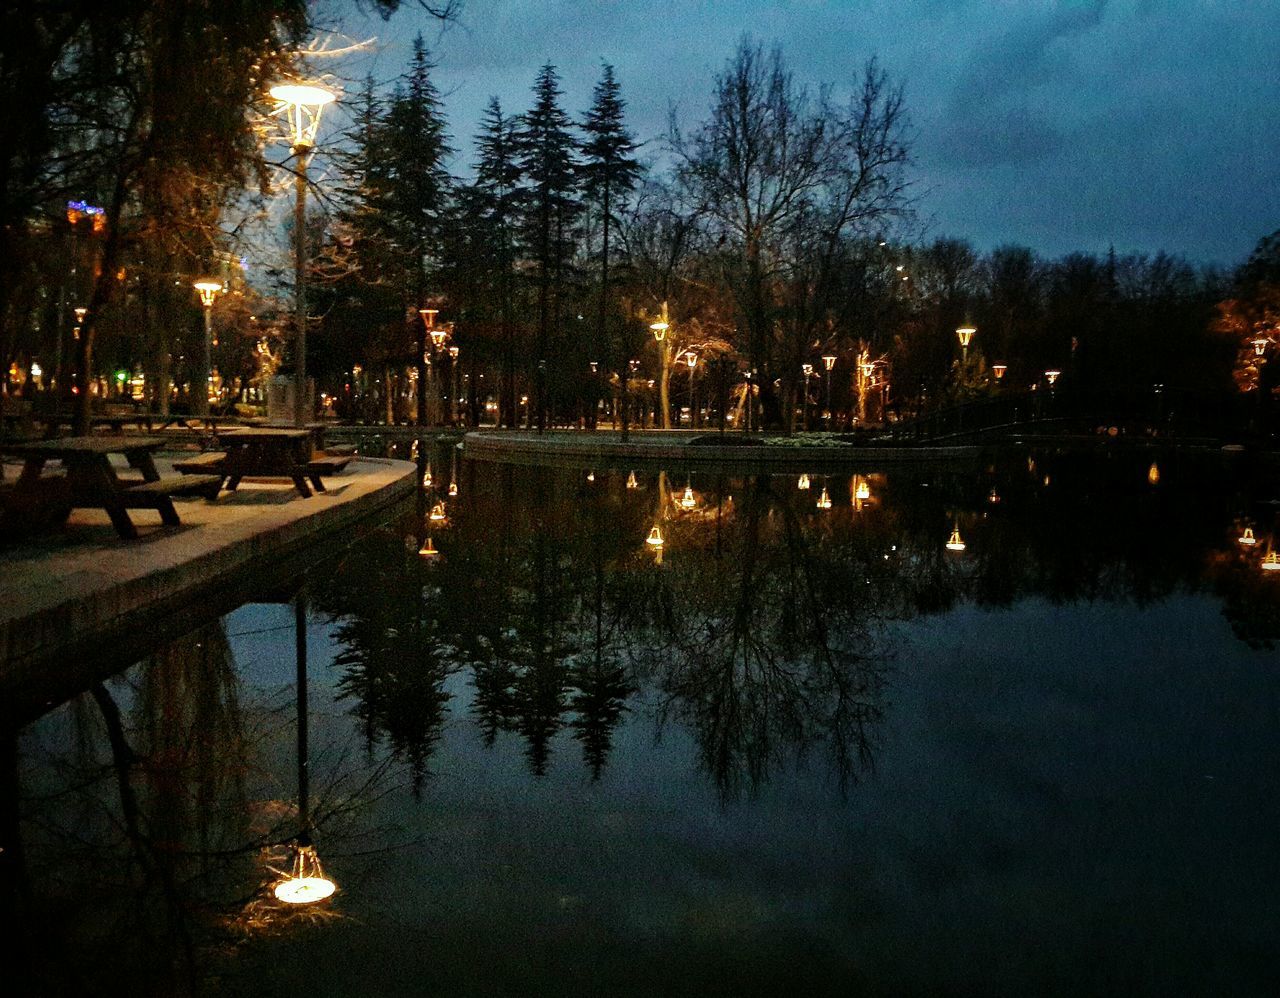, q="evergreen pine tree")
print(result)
[516,63,580,430]
[471,98,523,425]
[580,63,641,424]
